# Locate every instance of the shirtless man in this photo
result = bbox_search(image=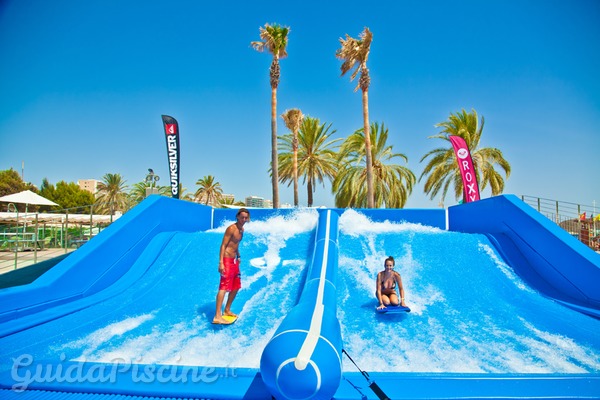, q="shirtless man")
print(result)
[213,208,250,324]
[376,256,407,310]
